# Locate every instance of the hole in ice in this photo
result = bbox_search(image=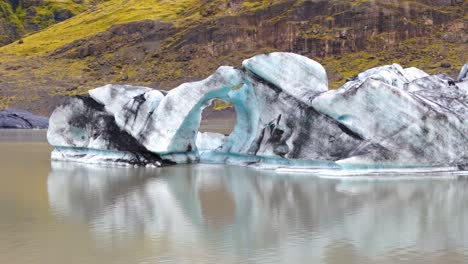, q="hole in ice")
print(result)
[199,99,237,136]
[197,99,237,151]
